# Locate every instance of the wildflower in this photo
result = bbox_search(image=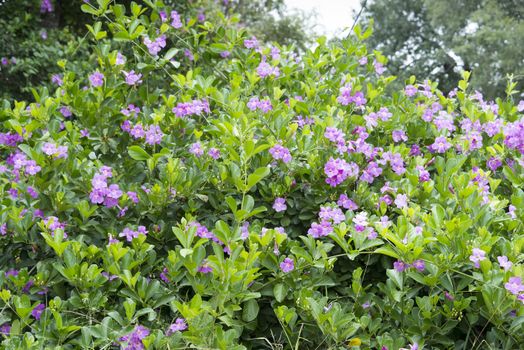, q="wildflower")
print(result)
[308,220,333,238]
[208,148,220,159]
[273,197,287,212]
[392,130,408,142]
[269,144,291,163]
[189,142,204,157]
[31,304,45,320]
[497,256,512,271]
[198,262,213,274]
[244,36,259,49]
[143,35,166,56]
[123,70,142,86]
[505,277,524,295]
[145,125,163,145]
[40,0,53,13]
[0,323,10,336]
[324,157,359,187]
[352,212,368,232]
[319,206,345,224]
[167,318,187,335]
[393,260,408,272]
[394,194,408,209]
[469,248,486,268]
[280,257,294,273]
[115,52,126,65]
[171,10,183,28]
[51,74,63,86]
[412,260,425,272]
[120,325,150,349]
[184,49,194,61]
[431,136,452,153]
[337,194,358,210]
[220,51,230,58]
[89,72,104,87]
[60,106,72,118]
[405,84,417,96]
